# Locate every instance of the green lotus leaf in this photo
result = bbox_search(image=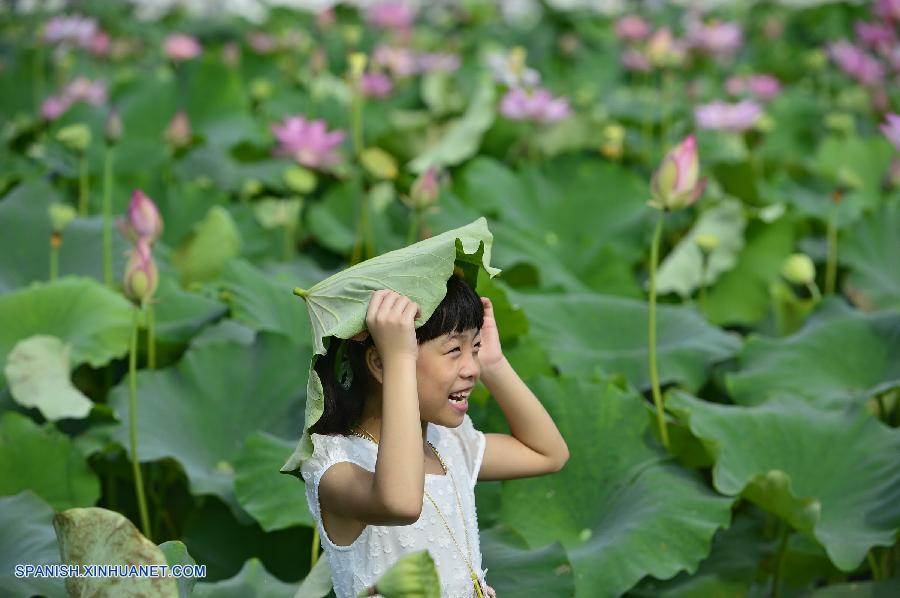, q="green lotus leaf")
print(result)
[108,332,309,509]
[234,431,313,532]
[500,375,734,597]
[280,217,500,475]
[294,554,333,598]
[479,524,574,597]
[5,335,93,421]
[809,578,900,597]
[0,411,100,510]
[0,180,130,293]
[192,558,297,598]
[0,276,133,388]
[159,540,198,598]
[0,491,66,598]
[656,198,746,298]
[172,206,242,286]
[703,218,795,327]
[725,298,900,407]
[667,391,900,571]
[451,155,650,295]
[149,276,228,344]
[841,201,900,311]
[53,506,178,597]
[408,74,496,173]
[814,136,893,212]
[505,288,740,392]
[220,259,311,347]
